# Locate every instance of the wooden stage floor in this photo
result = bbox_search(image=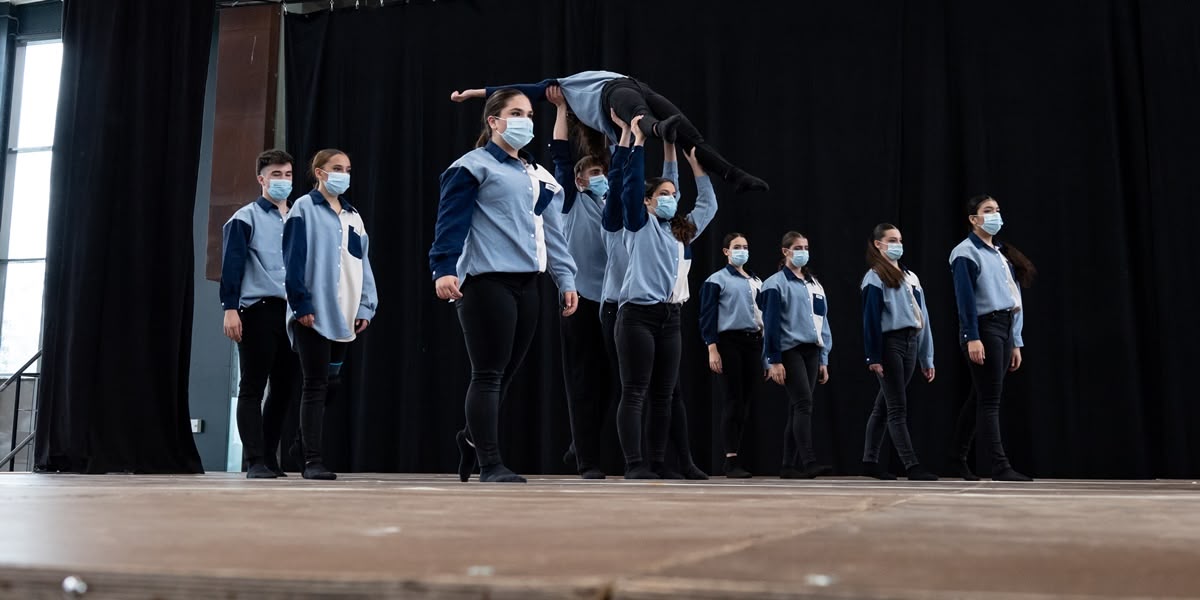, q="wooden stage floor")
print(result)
[0,473,1198,599]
